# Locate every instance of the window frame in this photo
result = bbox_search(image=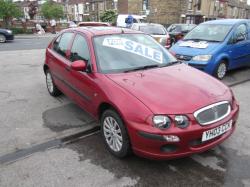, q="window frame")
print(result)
[69,33,91,63]
[234,23,248,42]
[69,32,93,72]
[52,31,75,59]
